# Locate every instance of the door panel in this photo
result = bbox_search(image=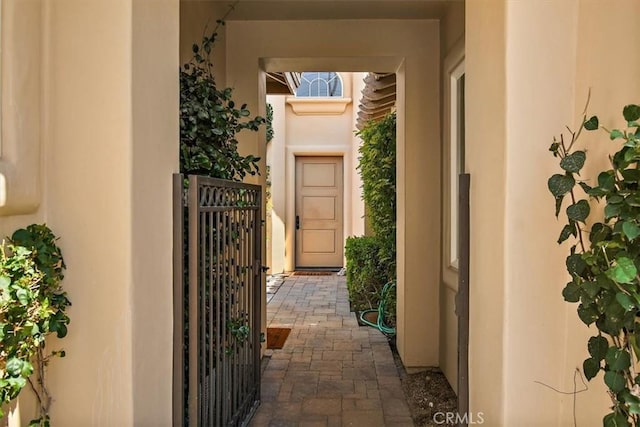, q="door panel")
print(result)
[302,163,336,187]
[302,229,336,253]
[295,157,343,268]
[302,196,336,220]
